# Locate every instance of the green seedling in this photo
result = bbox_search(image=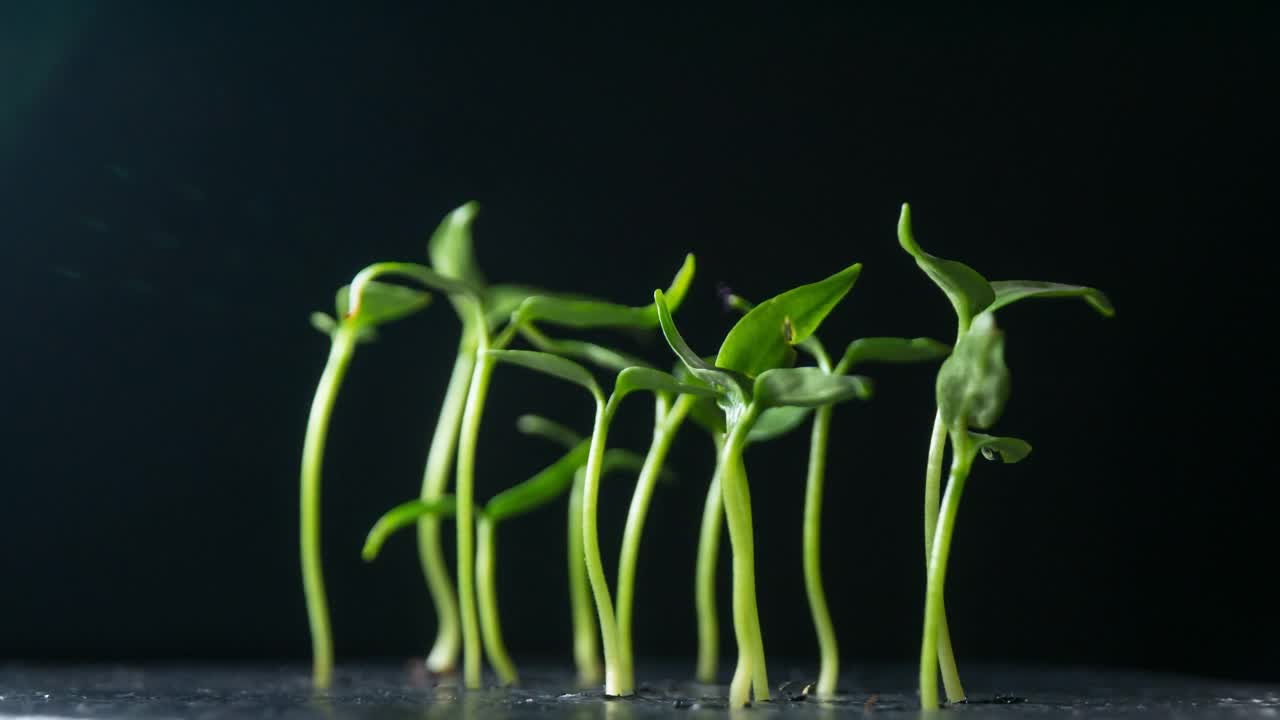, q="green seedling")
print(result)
[653,263,866,708]
[302,280,431,688]
[485,351,716,697]
[898,203,1114,709]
